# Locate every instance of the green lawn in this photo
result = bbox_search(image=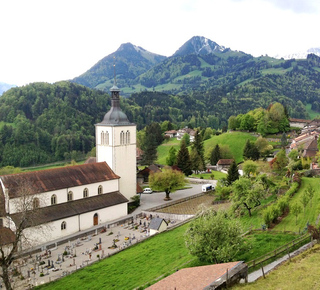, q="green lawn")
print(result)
[156,132,258,166]
[233,244,320,290]
[37,223,300,290]
[156,138,180,165]
[306,103,320,120]
[191,171,227,181]
[204,132,257,164]
[37,223,203,290]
